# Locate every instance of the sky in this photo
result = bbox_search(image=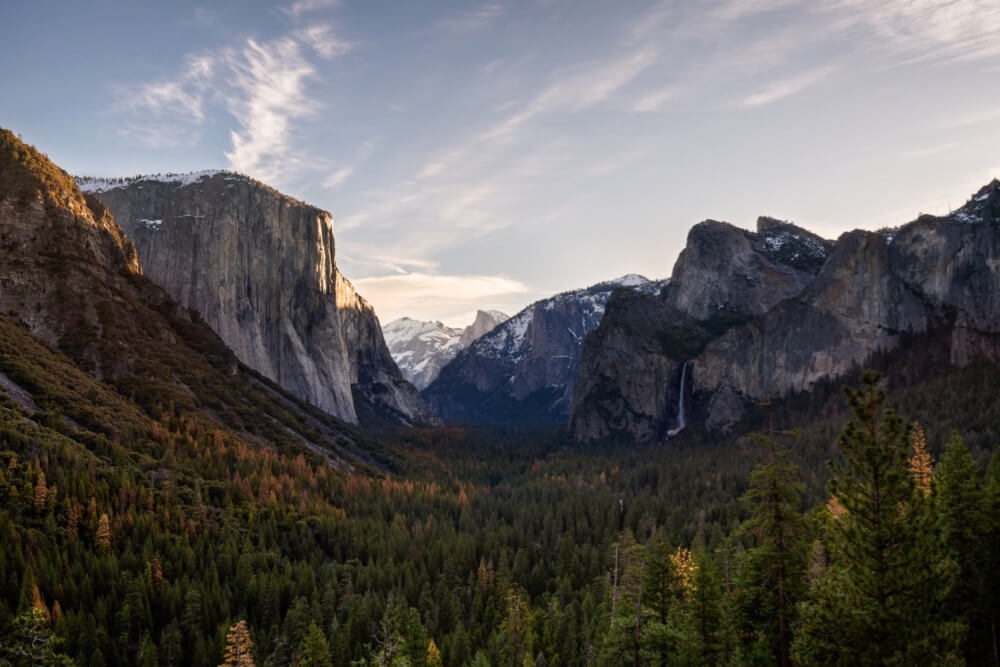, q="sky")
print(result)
[2,0,999,327]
